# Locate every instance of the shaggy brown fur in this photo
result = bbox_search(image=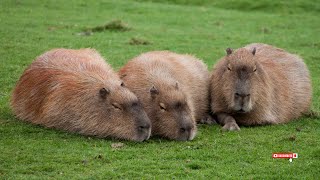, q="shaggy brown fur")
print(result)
[210,43,312,130]
[11,48,151,141]
[119,51,211,141]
